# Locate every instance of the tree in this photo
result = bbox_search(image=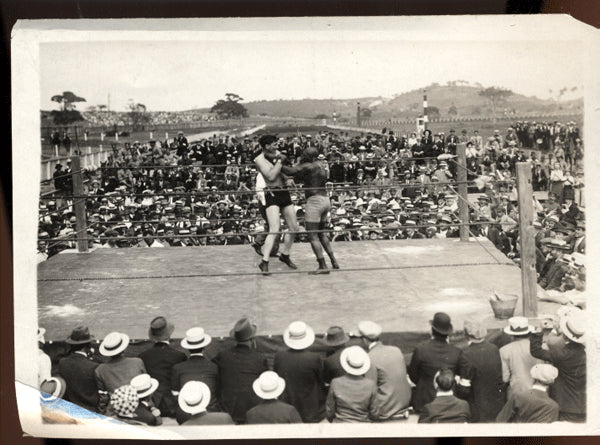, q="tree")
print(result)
[210,93,248,119]
[50,91,86,125]
[361,108,372,119]
[127,100,152,131]
[478,87,513,124]
[448,104,458,116]
[428,106,440,118]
